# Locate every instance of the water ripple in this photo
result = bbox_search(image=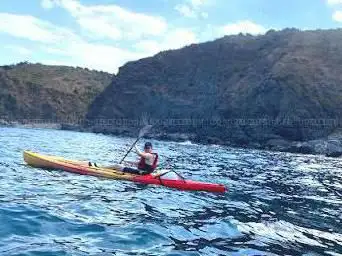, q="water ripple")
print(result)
[0,127,341,255]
